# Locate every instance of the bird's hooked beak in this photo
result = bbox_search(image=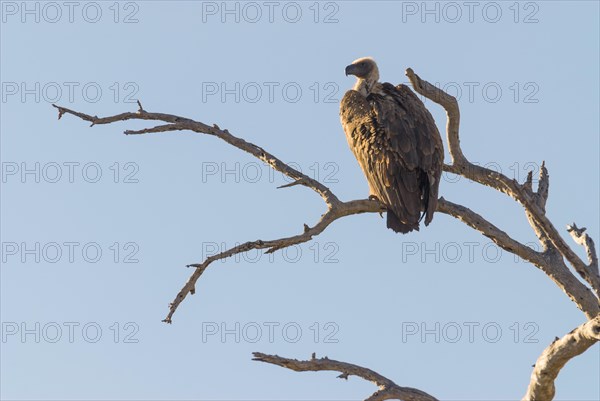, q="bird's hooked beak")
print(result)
[345,62,371,79]
[345,64,358,77]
